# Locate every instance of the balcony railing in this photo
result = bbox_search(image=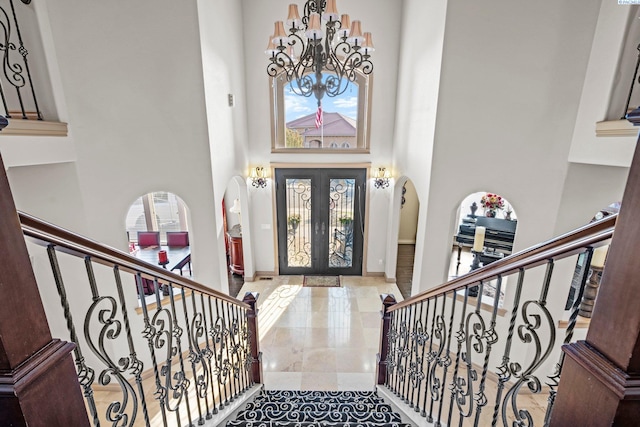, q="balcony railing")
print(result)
[376,214,616,427]
[0,0,43,121]
[19,211,262,426]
